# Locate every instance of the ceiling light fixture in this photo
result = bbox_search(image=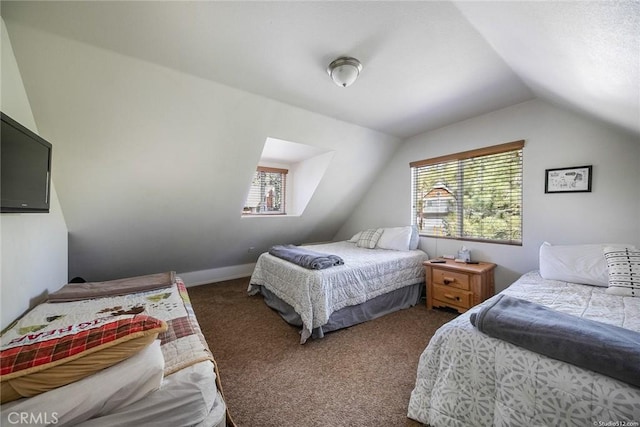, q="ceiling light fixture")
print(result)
[326,56,362,88]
